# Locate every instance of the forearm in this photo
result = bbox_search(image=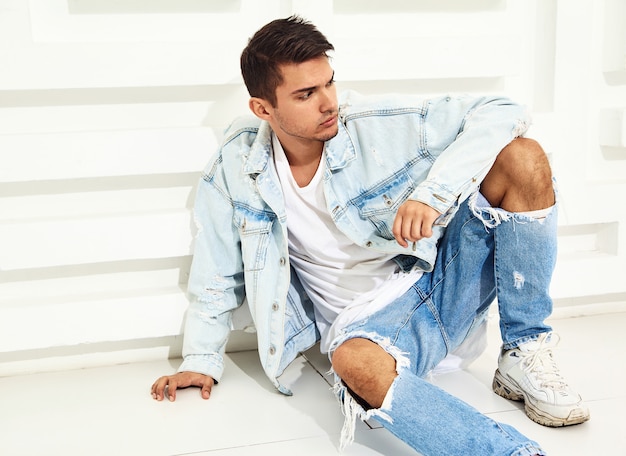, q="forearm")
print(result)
[178,168,246,381]
[412,95,531,214]
[178,301,232,382]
